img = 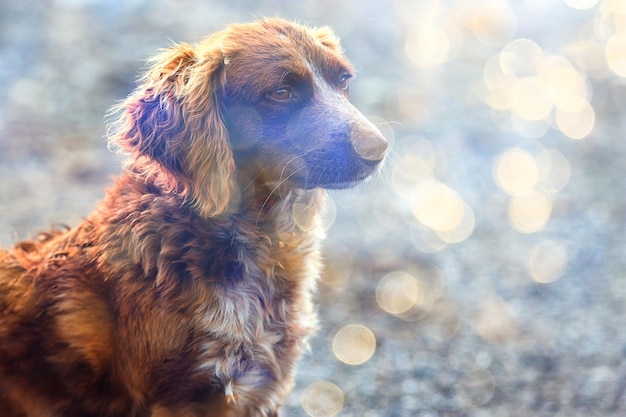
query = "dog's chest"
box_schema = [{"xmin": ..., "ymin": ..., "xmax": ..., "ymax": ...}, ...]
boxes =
[
  {"xmin": 186, "ymin": 218, "xmax": 321, "ymax": 407},
  {"xmin": 97, "ymin": 187, "xmax": 323, "ymax": 410}
]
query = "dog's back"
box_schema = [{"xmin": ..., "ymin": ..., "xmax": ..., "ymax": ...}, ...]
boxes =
[{"xmin": 0, "ymin": 228, "xmax": 130, "ymax": 416}]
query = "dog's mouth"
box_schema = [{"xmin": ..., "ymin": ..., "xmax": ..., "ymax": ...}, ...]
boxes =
[
  {"xmin": 322, "ymin": 179, "xmax": 366, "ymax": 190},
  {"xmin": 305, "ymin": 156, "xmax": 385, "ymax": 190}
]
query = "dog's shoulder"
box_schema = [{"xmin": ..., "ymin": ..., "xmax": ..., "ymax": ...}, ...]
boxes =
[{"xmin": 0, "ymin": 232, "xmax": 119, "ymax": 413}]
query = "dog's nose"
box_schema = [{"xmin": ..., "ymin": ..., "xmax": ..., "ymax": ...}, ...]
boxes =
[{"xmin": 351, "ymin": 124, "xmax": 388, "ymax": 162}]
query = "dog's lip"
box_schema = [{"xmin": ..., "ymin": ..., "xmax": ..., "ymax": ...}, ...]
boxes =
[
  {"xmin": 303, "ymin": 173, "xmax": 367, "ymax": 190},
  {"xmin": 317, "ymin": 162, "xmax": 382, "ymax": 189},
  {"xmin": 324, "ymin": 181, "xmax": 362, "ymax": 190}
]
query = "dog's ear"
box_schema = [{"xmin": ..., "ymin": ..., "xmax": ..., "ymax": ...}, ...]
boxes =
[{"xmin": 108, "ymin": 41, "xmax": 236, "ymax": 218}]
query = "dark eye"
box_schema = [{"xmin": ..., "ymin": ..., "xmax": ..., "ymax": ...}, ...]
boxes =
[
  {"xmin": 267, "ymin": 87, "xmax": 295, "ymax": 102},
  {"xmin": 339, "ymin": 74, "xmax": 352, "ymax": 91}
]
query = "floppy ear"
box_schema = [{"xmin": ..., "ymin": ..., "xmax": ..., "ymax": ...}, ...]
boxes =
[{"xmin": 108, "ymin": 41, "xmax": 236, "ymax": 218}]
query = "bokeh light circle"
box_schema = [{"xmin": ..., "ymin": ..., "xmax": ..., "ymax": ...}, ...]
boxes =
[
  {"xmin": 567, "ymin": 40, "xmax": 606, "ymax": 76},
  {"xmin": 606, "ymin": 33, "xmax": 626, "ymax": 77},
  {"xmin": 472, "ymin": 294, "xmax": 518, "ymax": 342},
  {"xmin": 332, "ymin": 324, "xmax": 377, "ymax": 366},
  {"xmin": 292, "ymin": 202, "xmax": 317, "ymax": 232},
  {"xmin": 376, "ymin": 271, "xmax": 422, "ymax": 316},
  {"xmin": 528, "ymin": 240, "xmax": 568, "ymax": 284},
  {"xmin": 556, "ymin": 97, "xmax": 595, "ymax": 139},
  {"xmin": 411, "ymin": 180, "xmax": 465, "ymax": 232},
  {"xmin": 468, "ymin": 1, "xmax": 517, "ymax": 47},
  {"xmin": 495, "ymin": 148, "xmax": 539, "ymax": 196},
  {"xmin": 405, "ymin": 25, "xmax": 450, "ymax": 68},
  {"xmin": 508, "ymin": 190, "xmax": 552, "ymax": 233},
  {"xmin": 541, "ymin": 63, "xmax": 588, "ymax": 112},
  {"xmin": 500, "ymin": 39, "xmax": 543, "ymax": 77},
  {"xmin": 301, "ymin": 381, "xmax": 344, "ymax": 417},
  {"xmin": 437, "ymin": 202, "xmax": 475, "ymax": 244}
]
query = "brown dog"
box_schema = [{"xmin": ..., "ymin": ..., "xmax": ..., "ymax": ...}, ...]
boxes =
[{"xmin": 0, "ymin": 18, "xmax": 387, "ymax": 416}]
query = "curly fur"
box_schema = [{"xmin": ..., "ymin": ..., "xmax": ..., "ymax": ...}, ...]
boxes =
[{"xmin": 0, "ymin": 18, "xmax": 387, "ymax": 417}]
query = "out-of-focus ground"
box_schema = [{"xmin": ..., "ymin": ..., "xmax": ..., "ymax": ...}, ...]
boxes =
[{"xmin": 2, "ymin": 1, "xmax": 626, "ymax": 416}]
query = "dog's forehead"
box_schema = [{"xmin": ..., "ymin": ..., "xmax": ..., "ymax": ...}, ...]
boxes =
[{"xmin": 221, "ymin": 20, "xmax": 353, "ymax": 80}]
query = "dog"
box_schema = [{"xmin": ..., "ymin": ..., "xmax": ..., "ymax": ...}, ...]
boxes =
[{"xmin": 0, "ymin": 18, "xmax": 387, "ymax": 417}]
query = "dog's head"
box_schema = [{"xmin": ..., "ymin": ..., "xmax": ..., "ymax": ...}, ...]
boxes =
[
  {"xmin": 109, "ymin": 18, "xmax": 387, "ymax": 217},
  {"xmin": 219, "ymin": 19, "xmax": 388, "ymax": 191}
]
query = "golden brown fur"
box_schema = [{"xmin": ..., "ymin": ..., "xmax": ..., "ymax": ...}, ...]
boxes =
[{"xmin": 0, "ymin": 18, "xmax": 387, "ymax": 416}]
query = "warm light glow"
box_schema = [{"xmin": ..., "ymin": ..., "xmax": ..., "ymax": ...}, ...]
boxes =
[
  {"xmin": 375, "ymin": 270, "xmax": 440, "ymax": 321},
  {"xmin": 528, "ymin": 240, "xmax": 568, "ymax": 283},
  {"xmin": 376, "ymin": 271, "xmax": 422, "ymax": 316},
  {"xmin": 405, "ymin": 24, "xmax": 450, "ymax": 68},
  {"xmin": 472, "ymin": 294, "xmax": 518, "ymax": 342},
  {"xmin": 500, "ymin": 39, "xmax": 543, "ymax": 77},
  {"xmin": 556, "ymin": 97, "xmax": 595, "ymax": 139},
  {"xmin": 511, "ymin": 76, "xmax": 552, "ymax": 121},
  {"xmin": 468, "ymin": 1, "xmax": 517, "ymax": 47},
  {"xmin": 564, "ymin": 0, "xmax": 599, "ymax": 9},
  {"xmin": 6, "ymin": 3, "xmax": 626, "ymax": 415},
  {"xmin": 437, "ymin": 202, "xmax": 475, "ymax": 243},
  {"xmin": 508, "ymin": 190, "xmax": 552, "ymax": 233},
  {"xmin": 411, "ymin": 180, "xmax": 465, "ymax": 232},
  {"xmin": 495, "ymin": 148, "xmax": 539, "ymax": 196},
  {"xmin": 484, "ymin": 37, "xmax": 597, "ymax": 139},
  {"xmin": 606, "ymin": 33, "xmax": 626, "ymax": 77},
  {"xmin": 566, "ymin": 40, "xmax": 606, "ymax": 76},
  {"xmin": 301, "ymin": 381, "xmax": 344, "ymax": 417},
  {"xmin": 292, "ymin": 202, "xmax": 317, "ymax": 232},
  {"xmin": 538, "ymin": 55, "xmax": 589, "ymax": 110},
  {"xmin": 332, "ymin": 324, "xmax": 377, "ymax": 365}
]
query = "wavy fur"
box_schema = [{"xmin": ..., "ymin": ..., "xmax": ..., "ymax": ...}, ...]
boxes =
[{"xmin": 0, "ymin": 18, "xmax": 386, "ymax": 417}]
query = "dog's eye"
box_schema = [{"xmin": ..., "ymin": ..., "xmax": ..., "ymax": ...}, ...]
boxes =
[
  {"xmin": 268, "ymin": 87, "xmax": 295, "ymax": 102},
  {"xmin": 339, "ymin": 74, "xmax": 352, "ymax": 92}
]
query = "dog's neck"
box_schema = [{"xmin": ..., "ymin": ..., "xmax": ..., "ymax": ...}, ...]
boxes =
[
  {"xmin": 122, "ymin": 165, "xmax": 325, "ymax": 236},
  {"xmin": 232, "ymin": 169, "xmax": 325, "ymax": 224}
]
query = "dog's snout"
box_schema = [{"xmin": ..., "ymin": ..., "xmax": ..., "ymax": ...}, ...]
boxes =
[{"xmin": 350, "ymin": 122, "xmax": 388, "ymax": 162}]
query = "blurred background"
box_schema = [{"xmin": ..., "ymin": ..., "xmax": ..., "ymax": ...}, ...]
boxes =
[{"xmin": 2, "ymin": 0, "xmax": 626, "ymax": 416}]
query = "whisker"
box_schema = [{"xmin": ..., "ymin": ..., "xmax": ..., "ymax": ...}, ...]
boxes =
[
  {"xmin": 241, "ymin": 172, "xmax": 263, "ymax": 193},
  {"xmin": 376, "ymin": 119, "xmax": 404, "ymax": 130},
  {"xmin": 255, "ymin": 164, "xmax": 309, "ymax": 225}
]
